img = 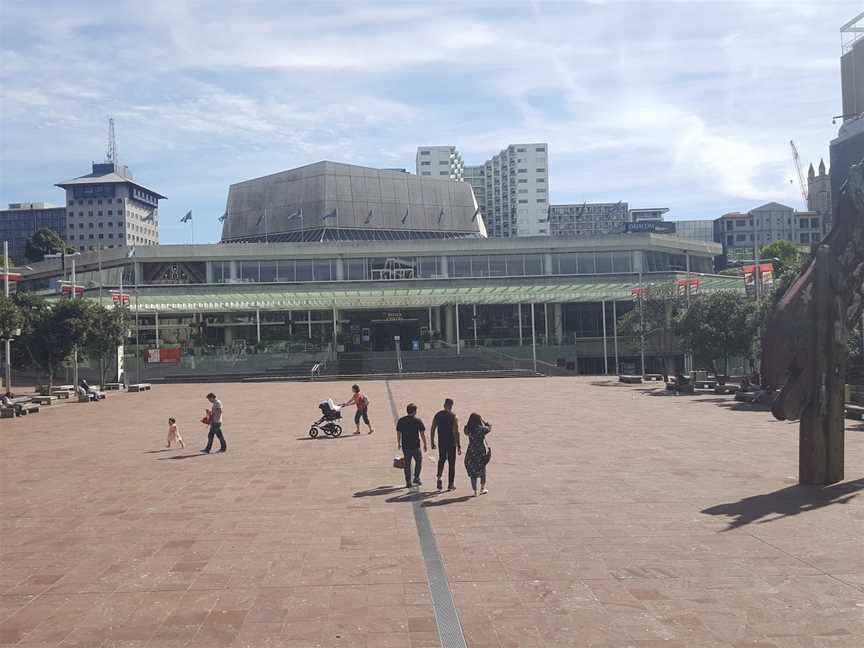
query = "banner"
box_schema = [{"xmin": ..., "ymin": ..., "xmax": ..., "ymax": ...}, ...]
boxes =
[
  {"xmin": 676, "ymin": 278, "xmax": 700, "ymax": 297},
  {"xmin": 625, "ymin": 221, "xmax": 677, "ymax": 234},
  {"xmin": 743, "ymin": 263, "xmax": 774, "ymax": 296}
]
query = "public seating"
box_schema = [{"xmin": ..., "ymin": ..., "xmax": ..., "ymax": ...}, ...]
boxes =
[
  {"xmin": 103, "ymin": 383, "xmax": 123, "ymax": 391},
  {"xmin": 845, "ymin": 384, "xmax": 864, "ymax": 420},
  {"xmin": 3, "ymin": 397, "xmax": 41, "ymax": 417},
  {"xmin": 31, "ymin": 395, "xmax": 58, "ymax": 405},
  {"xmin": 618, "ymin": 375, "xmax": 642, "ymax": 384},
  {"xmin": 643, "ymin": 374, "xmax": 664, "ymax": 381},
  {"xmin": 128, "ymin": 383, "xmax": 152, "ymax": 392}
]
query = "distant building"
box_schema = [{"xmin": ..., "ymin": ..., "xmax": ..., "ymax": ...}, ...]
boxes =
[
  {"xmin": 416, "ymin": 143, "xmax": 549, "ymax": 237},
  {"xmin": 0, "ymin": 202, "xmax": 67, "ymax": 263},
  {"xmin": 630, "ymin": 207, "xmax": 669, "ymax": 222},
  {"xmin": 840, "ymin": 12, "xmax": 864, "ymax": 122},
  {"xmin": 672, "ymin": 219, "xmax": 716, "ymax": 245},
  {"xmin": 56, "ymin": 162, "xmax": 165, "ymax": 253},
  {"xmin": 715, "ymin": 202, "xmax": 822, "ymax": 264},
  {"xmin": 548, "ymin": 202, "xmax": 629, "ymax": 238},
  {"xmin": 807, "ymin": 159, "xmax": 832, "ymax": 235}
]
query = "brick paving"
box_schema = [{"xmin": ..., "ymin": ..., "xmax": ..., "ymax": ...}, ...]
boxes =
[{"xmin": 1, "ymin": 377, "xmax": 862, "ymax": 647}]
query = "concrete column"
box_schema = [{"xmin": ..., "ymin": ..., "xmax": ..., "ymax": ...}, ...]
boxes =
[
  {"xmin": 224, "ymin": 326, "xmax": 233, "ymax": 347},
  {"xmin": 155, "ymin": 313, "xmax": 160, "ymax": 349},
  {"xmin": 439, "ymin": 255, "xmax": 449, "ymax": 278},
  {"xmin": 544, "ymin": 303, "xmax": 549, "ymax": 344},
  {"xmin": 133, "ymin": 261, "xmax": 142, "ymax": 286},
  {"xmin": 205, "ymin": 261, "xmax": 214, "ymax": 284},
  {"xmin": 433, "ymin": 306, "xmax": 442, "ymax": 335},
  {"xmin": 229, "ymin": 260, "xmax": 238, "ymax": 282},
  {"xmin": 444, "ymin": 306, "xmax": 455, "ymax": 344},
  {"xmin": 601, "ymin": 301, "xmax": 608, "ymax": 375},
  {"xmin": 472, "ymin": 304, "xmax": 478, "ymax": 347},
  {"xmin": 455, "ymin": 304, "xmax": 461, "ymax": 355},
  {"xmin": 335, "ymin": 258, "xmax": 344, "ymax": 281},
  {"xmin": 517, "ymin": 304, "xmax": 523, "ymax": 346},
  {"xmin": 613, "ymin": 300, "xmax": 619, "ymax": 374},
  {"xmin": 633, "ymin": 251, "xmax": 645, "ymax": 274},
  {"xmin": 307, "ymin": 309, "xmax": 312, "ymax": 339},
  {"xmin": 544, "ymin": 253, "xmax": 554, "ymax": 275},
  {"xmin": 553, "ymin": 303, "xmax": 564, "ymax": 345},
  {"xmin": 256, "ymin": 307, "xmax": 261, "ymax": 343}
]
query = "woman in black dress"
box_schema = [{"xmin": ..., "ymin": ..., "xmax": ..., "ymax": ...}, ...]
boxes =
[{"xmin": 464, "ymin": 413, "xmax": 492, "ymax": 496}]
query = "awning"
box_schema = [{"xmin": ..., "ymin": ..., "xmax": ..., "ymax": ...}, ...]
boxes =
[{"xmin": 75, "ymin": 274, "xmax": 744, "ymax": 313}]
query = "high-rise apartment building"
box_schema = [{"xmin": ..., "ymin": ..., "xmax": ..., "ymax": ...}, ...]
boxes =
[
  {"xmin": 416, "ymin": 143, "xmax": 549, "ymax": 237},
  {"xmin": 415, "ymin": 146, "xmax": 463, "ymax": 180},
  {"xmin": 56, "ymin": 162, "xmax": 165, "ymax": 253},
  {"xmin": 0, "ymin": 202, "xmax": 67, "ymax": 263}
]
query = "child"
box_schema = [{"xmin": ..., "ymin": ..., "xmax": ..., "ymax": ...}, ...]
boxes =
[{"xmin": 166, "ymin": 417, "xmax": 184, "ymax": 448}]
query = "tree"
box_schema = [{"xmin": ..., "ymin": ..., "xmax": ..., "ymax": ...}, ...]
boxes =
[
  {"xmin": 759, "ymin": 240, "xmax": 806, "ymax": 286},
  {"xmin": 0, "ymin": 295, "xmax": 23, "ymax": 340},
  {"xmin": 24, "ymin": 228, "xmax": 73, "ymax": 262},
  {"xmin": 24, "ymin": 299, "xmax": 92, "ymax": 388},
  {"xmin": 617, "ymin": 283, "xmax": 686, "ymax": 373},
  {"xmin": 675, "ymin": 291, "xmax": 758, "ymax": 373},
  {"xmin": 82, "ymin": 305, "xmax": 129, "ymax": 386}
]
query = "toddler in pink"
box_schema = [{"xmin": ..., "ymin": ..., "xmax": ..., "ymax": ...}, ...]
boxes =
[{"xmin": 166, "ymin": 417, "xmax": 184, "ymax": 448}]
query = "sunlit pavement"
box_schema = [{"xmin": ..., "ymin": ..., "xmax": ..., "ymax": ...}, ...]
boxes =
[{"xmin": 1, "ymin": 377, "xmax": 862, "ymax": 647}]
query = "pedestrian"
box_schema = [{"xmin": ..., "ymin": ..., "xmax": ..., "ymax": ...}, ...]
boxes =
[
  {"xmin": 166, "ymin": 417, "xmax": 184, "ymax": 449},
  {"xmin": 201, "ymin": 392, "xmax": 227, "ymax": 453},
  {"xmin": 430, "ymin": 398, "xmax": 461, "ymax": 491},
  {"xmin": 464, "ymin": 413, "xmax": 492, "ymax": 496},
  {"xmin": 396, "ymin": 403, "xmax": 427, "ymax": 488},
  {"xmin": 342, "ymin": 384, "xmax": 373, "ymax": 435}
]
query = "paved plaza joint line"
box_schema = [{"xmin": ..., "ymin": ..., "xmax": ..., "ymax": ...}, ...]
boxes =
[{"xmin": 0, "ymin": 377, "xmax": 862, "ymax": 648}]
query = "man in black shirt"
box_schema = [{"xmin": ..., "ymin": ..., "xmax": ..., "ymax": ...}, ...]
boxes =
[
  {"xmin": 430, "ymin": 398, "xmax": 461, "ymax": 491},
  {"xmin": 396, "ymin": 403, "xmax": 427, "ymax": 488}
]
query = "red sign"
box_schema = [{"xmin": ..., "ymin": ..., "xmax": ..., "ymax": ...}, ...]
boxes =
[
  {"xmin": 631, "ymin": 287, "xmax": 648, "ymax": 298},
  {"xmin": 145, "ymin": 348, "xmax": 181, "ymax": 364},
  {"xmin": 0, "ymin": 272, "xmax": 21, "ymax": 283},
  {"xmin": 743, "ymin": 263, "xmax": 774, "ymax": 295},
  {"xmin": 61, "ymin": 284, "xmax": 84, "ymax": 297},
  {"xmin": 676, "ymin": 278, "xmax": 700, "ymax": 296},
  {"xmin": 111, "ymin": 291, "xmax": 130, "ymax": 303}
]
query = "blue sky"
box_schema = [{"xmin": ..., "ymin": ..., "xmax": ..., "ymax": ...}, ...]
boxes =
[{"xmin": 0, "ymin": 0, "xmax": 858, "ymax": 244}]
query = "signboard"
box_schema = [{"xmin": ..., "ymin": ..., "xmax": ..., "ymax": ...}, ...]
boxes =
[
  {"xmin": 743, "ymin": 263, "xmax": 774, "ymax": 296},
  {"xmin": 625, "ymin": 221, "xmax": 677, "ymax": 234},
  {"xmin": 675, "ymin": 278, "xmax": 700, "ymax": 297},
  {"xmin": 60, "ymin": 284, "xmax": 84, "ymax": 297},
  {"xmin": 111, "ymin": 291, "xmax": 130, "ymax": 304}
]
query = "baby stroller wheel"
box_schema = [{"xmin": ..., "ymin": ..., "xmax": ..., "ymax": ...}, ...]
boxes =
[
  {"xmin": 308, "ymin": 426, "xmax": 319, "ymax": 439},
  {"xmin": 331, "ymin": 424, "xmax": 342, "ymax": 438}
]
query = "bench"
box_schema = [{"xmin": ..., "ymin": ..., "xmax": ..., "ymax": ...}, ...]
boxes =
[
  {"xmin": 103, "ymin": 383, "xmax": 123, "ymax": 391},
  {"xmin": 845, "ymin": 404, "xmax": 864, "ymax": 420},
  {"xmin": 8, "ymin": 402, "xmax": 40, "ymax": 416},
  {"xmin": 618, "ymin": 375, "xmax": 643, "ymax": 384},
  {"xmin": 714, "ymin": 383, "xmax": 741, "ymax": 394},
  {"xmin": 694, "ymin": 380, "xmax": 718, "ymax": 390},
  {"xmin": 31, "ymin": 395, "xmax": 58, "ymax": 405},
  {"xmin": 0, "ymin": 407, "xmax": 14, "ymax": 419},
  {"xmin": 50, "ymin": 388, "xmax": 74, "ymax": 399},
  {"xmin": 128, "ymin": 383, "xmax": 152, "ymax": 393},
  {"xmin": 643, "ymin": 374, "xmax": 664, "ymax": 381}
]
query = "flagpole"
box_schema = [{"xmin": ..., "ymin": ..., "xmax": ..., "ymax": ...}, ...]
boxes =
[
  {"xmin": 191, "ymin": 215, "xmax": 195, "ymax": 245},
  {"xmin": 97, "ymin": 244, "xmax": 102, "ymax": 305},
  {"xmin": 265, "ymin": 207, "xmax": 269, "ymax": 244}
]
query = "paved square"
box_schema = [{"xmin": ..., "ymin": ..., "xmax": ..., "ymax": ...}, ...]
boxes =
[{"xmin": 1, "ymin": 378, "xmax": 862, "ymax": 647}]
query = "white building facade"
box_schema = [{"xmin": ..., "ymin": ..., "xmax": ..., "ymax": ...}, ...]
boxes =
[
  {"xmin": 716, "ymin": 202, "xmax": 822, "ymax": 263},
  {"xmin": 415, "ymin": 146, "xmax": 463, "ymax": 181}
]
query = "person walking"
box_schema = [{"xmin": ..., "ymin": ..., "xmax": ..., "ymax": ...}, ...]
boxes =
[
  {"xmin": 396, "ymin": 403, "xmax": 427, "ymax": 488},
  {"xmin": 430, "ymin": 398, "xmax": 461, "ymax": 491},
  {"xmin": 342, "ymin": 384, "xmax": 373, "ymax": 435},
  {"xmin": 202, "ymin": 392, "xmax": 227, "ymax": 453},
  {"xmin": 464, "ymin": 413, "xmax": 492, "ymax": 496}
]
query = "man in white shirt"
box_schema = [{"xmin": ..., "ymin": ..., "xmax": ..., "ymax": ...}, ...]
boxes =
[{"xmin": 202, "ymin": 392, "xmax": 227, "ymax": 453}]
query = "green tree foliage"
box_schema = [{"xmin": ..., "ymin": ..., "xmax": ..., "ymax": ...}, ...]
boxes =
[
  {"xmin": 82, "ymin": 305, "xmax": 129, "ymax": 385},
  {"xmin": 759, "ymin": 239, "xmax": 807, "ymax": 287},
  {"xmin": 675, "ymin": 291, "xmax": 758, "ymax": 373},
  {"xmin": 617, "ymin": 283, "xmax": 686, "ymax": 373},
  {"xmin": 24, "ymin": 228, "xmax": 74, "ymax": 262},
  {"xmin": 0, "ymin": 295, "xmax": 23, "ymax": 339}
]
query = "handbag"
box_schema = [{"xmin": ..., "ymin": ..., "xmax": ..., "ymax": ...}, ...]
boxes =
[
  {"xmin": 483, "ymin": 446, "xmax": 492, "ymax": 465},
  {"xmin": 393, "ymin": 455, "xmax": 405, "ymax": 469},
  {"xmin": 201, "ymin": 410, "xmax": 212, "ymax": 425}
]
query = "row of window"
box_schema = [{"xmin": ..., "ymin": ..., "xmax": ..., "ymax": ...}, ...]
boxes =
[
  {"xmin": 727, "ymin": 217, "xmax": 820, "ymax": 229},
  {"xmin": 69, "ymin": 198, "xmax": 124, "ymax": 206}
]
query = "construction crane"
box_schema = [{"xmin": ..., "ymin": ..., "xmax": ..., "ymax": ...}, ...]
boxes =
[{"xmin": 789, "ymin": 139, "xmax": 808, "ymax": 204}]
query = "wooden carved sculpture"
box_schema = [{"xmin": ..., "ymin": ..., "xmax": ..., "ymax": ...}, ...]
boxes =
[{"xmin": 762, "ymin": 157, "xmax": 864, "ymax": 484}]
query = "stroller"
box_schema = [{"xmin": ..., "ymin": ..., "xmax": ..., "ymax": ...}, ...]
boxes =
[{"xmin": 309, "ymin": 398, "xmax": 343, "ymax": 438}]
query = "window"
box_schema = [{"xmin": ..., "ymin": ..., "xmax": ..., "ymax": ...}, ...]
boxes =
[
  {"xmin": 88, "ymin": 200, "xmax": 93, "ymax": 205},
  {"xmin": 727, "ymin": 236, "xmax": 734, "ymax": 246},
  {"xmin": 518, "ymin": 199, "xmax": 528, "ymax": 204},
  {"xmin": 108, "ymin": 210, "xmax": 113, "ymax": 216},
  {"xmin": 97, "ymin": 199, "xmax": 102, "ymax": 205},
  {"xmin": 439, "ymin": 171, "xmax": 448, "ymax": 176},
  {"xmin": 518, "ymin": 189, "xmax": 528, "ymax": 194},
  {"xmin": 535, "ymin": 147, "xmax": 545, "ymax": 152},
  {"xmin": 89, "ymin": 234, "xmax": 94, "ymax": 239},
  {"xmin": 516, "ymin": 147, "xmax": 526, "ymax": 152},
  {"xmin": 517, "ymin": 168, "xmax": 527, "ymax": 173},
  {"xmin": 536, "ymin": 168, "xmax": 546, "ymax": 172},
  {"xmin": 735, "ymin": 220, "xmax": 745, "ymax": 227},
  {"xmin": 420, "ymin": 150, "xmax": 430, "ymax": 155},
  {"xmin": 736, "ymin": 234, "xmax": 746, "ymax": 242},
  {"xmin": 518, "ymin": 179, "xmax": 527, "ymax": 183},
  {"xmin": 524, "ymin": 255, "xmax": 543, "ymax": 275},
  {"xmin": 89, "ymin": 222, "xmax": 94, "ymax": 228},
  {"xmin": 421, "ymin": 172, "xmax": 430, "ymax": 176},
  {"xmin": 439, "ymin": 160, "xmax": 449, "ymax": 165},
  {"xmin": 78, "ymin": 200, "xmax": 83, "ymax": 205},
  {"xmin": 117, "ymin": 198, "xmax": 122, "ymax": 204},
  {"xmin": 98, "ymin": 222, "xmax": 103, "ymax": 228},
  {"xmin": 88, "ymin": 211, "xmax": 93, "ymax": 217},
  {"xmin": 536, "ymin": 189, "xmax": 546, "ymax": 193},
  {"xmin": 800, "ymin": 233, "xmax": 810, "ymax": 244},
  {"xmin": 108, "ymin": 233, "xmax": 113, "ymax": 239},
  {"xmin": 98, "ymin": 233, "xmax": 104, "ymax": 239},
  {"xmin": 537, "ymin": 178, "xmax": 546, "ymax": 183},
  {"xmin": 420, "ymin": 161, "xmax": 430, "ymax": 166},
  {"xmin": 536, "ymin": 199, "xmax": 546, "ymax": 203}
]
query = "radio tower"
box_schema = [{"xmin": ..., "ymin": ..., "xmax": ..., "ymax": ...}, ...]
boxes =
[{"xmin": 106, "ymin": 117, "xmax": 118, "ymax": 165}]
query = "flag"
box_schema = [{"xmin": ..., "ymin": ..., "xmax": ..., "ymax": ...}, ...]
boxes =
[
  {"xmin": 288, "ymin": 208, "xmax": 303, "ymax": 220},
  {"xmin": 256, "ymin": 212, "xmax": 264, "ymax": 226},
  {"xmin": 127, "ymin": 246, "xmax": 136, "ymax": 258},
  {"xmin": 363, "ymin": 209, "xmax": 373, "ymax": 225},
  {"xmin": 438, "ymin": 208, "xmax": 444, "ymax": 223},
  {"xmin": 218, "ymin": 212, "xmax": 227, "ymax": 223},
  {"xmin": 322, "ymin": 208, "xmax": 337, "ymax": 221},
  {"xmin": 181, "ymin": 210, "xmax": 192, "ymax": 223},
  {"xmin": 471, "ymin": 207, "xmax": 480, "ymax": 222},
  {"xmin": 401, "ymin": 208, "xmax": 409, "ymax": 224}
]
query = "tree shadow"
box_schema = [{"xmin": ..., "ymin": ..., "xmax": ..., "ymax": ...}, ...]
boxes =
[
  {"xmin": 157, "ymin": 453, "xmax": 208, "ymax": 460},
  {"xmin": 701, "ymin": 478, "xmax": 864, "ymax": 531},
  {"xmin": 353, "ymin": 485, "xmax": 404, "ymax": 498},
  {"xmin": 422, "ymin": 495, "xmax": 474, "ymax": 507}
]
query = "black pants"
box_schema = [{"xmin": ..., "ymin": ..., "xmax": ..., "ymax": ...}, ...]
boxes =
[
  {"xmin": 205, "ymin": 422, "xmax": 226, "ymax": 451},
  {"xmin": 403, "ymin": 447, "xmax": 422, "ymax": 485},
  {"xmin": 437, "ymin": 445, "xmax": 457, "ymax": 487}
]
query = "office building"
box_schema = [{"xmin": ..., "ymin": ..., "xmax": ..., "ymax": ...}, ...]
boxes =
[
  {"xmin": 630, "ymin": 208, "xmax": 669, "ymax": 222},
  {"xmin": 0, "ymin": 202, "xmax": 67, "ymax": 263},
  {"xmin": 415, "ymin": 146, "xmax": 463, "ymax": 180},
  {"xmin": 55, "ymin": 161, "xmax": 165, "ymax": 253},
  {"xmin": 671, "ymin": 219, "xmax": 716, "ymax": 245},
  {"xmin": 840, "ymin": 12, "xmax": 864, "ymax": 122},
  {"xmin": 807, "ymin": 160, "xmax": 832, "ymax": 235},
  {"xmin": 548, "ymin": 202, "xmax": 629, "ymax": 238},
  {"xmin": 715, "ymin": 202, "xmax": 821, "ymax": 263},
  {"xmin": 416, "ymin": 143, "xmax": 549, "ymax": 238}
]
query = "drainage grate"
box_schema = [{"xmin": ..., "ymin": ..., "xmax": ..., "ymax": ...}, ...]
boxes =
[{"xmin": 385, "ymin": 381, "xmax": 468, "ymax": 648}]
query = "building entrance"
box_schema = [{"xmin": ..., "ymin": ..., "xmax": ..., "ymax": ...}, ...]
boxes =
[{"xmin": 371, "ymin": 318, "xmax": 421, "ymax": 351}]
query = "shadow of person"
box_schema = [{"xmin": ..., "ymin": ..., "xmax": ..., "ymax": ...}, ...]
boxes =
[
  {"xmin": 157, "ymin": 453, "xmax": 209, "ymax": 461},
  {"xmin": 702, "ymin": 478, "xmax": 864, "ymax": 531},
  {"xmin": 143, "ymin": 449, "xmax": 174, "ymax": 454},
  {"xmin": 353, "ymin": 485, "xmax": 404, "ymax": 498},
  {"xmin": 422, "ymin": 495, "xmax": 474, "ymax": 507},
  {"xmin": 385, "ymin": 490, "xmax": 438, "ymax": 504}
]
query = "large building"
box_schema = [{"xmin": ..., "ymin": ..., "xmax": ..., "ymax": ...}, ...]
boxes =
[
  {"xmin": 715, "ymin": 202, "xmax": 822, "ymax": 263},
  {"xmin": 0, "ymin": 202, "xmax": 67, "ymax": 263},
  {"xmin": 840, "ymin": 12, "xmax": 864, "ymax": 121},
  {"xmin": 416, "ymin": 143, "xmax": 549, "ymax": 238},
  {"xmin": 56, "ymin": 162, "xmax": 165, "ymax": 252},
  {"xmin": 220, "ymin": 161, "xmax": 484, "ymax": 243},
  {"xmin": 548, "ymin": 202, "xmax": 629, "ymax": 238}
]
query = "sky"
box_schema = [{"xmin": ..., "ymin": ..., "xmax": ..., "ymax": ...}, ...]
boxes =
[{"xmin": 0, "ymin": 0, "xmax": 859, "ymax": 244}]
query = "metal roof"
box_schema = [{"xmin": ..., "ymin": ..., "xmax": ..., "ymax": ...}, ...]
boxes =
[
  {"xmin": 81, "ymin": 274, "xmax": 744, "ymax": 313},
  {"xmin": 55, "ymin": 173, "xmax": 167, "ymax": 199}
]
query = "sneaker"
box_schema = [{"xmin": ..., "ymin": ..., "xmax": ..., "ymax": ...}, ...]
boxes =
[
  {"xmin": 448, "ymin": 485, "xmax": 456, "ymax": 491},
  {"xmin": 473, "ymin": 490, "xmax": 479, "ymax": 497},
  {"xmin": 405, "ymin": 483, "xmax": 412, "ymax": 489},
  {"xmin": 413, "ymin": 478, "xmax": 422, "ymax": 486},
  {"xmin": 200, "ymin": 449, "xmax": 210, "ymax": 454},
  {"xmin": 480, "ymin": 488, "xmax": 488, "ymax": 495},
  {"xmin": 217, "ymin": 448, "xmax": 227, "ymax": 453},
  {"xmin": 436, "ymin": 478, "xmax": 443, "ymax": 491}
]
